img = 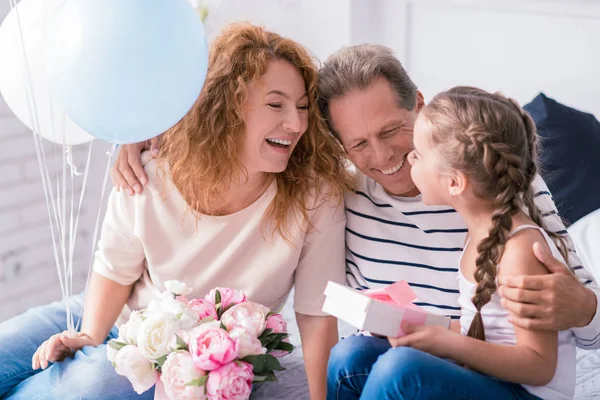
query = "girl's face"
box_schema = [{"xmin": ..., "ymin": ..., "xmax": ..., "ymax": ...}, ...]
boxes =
[
  {"xmin": 408, "ymin": 113, "xmax": 453, "ymax": 206},
  {"xmin": 239, "ymin": 59, "xmax": 309, "ymax": 176}
]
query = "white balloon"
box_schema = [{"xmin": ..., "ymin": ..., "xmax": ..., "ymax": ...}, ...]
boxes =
[{"xmin": 0, "ymin": 0, "xmax": 93, "ymax": 145}]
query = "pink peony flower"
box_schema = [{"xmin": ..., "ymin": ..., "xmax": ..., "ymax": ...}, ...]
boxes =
[
  {"xmin": 220, "ymin": 302, "xmax": 269, "ymax": 336},
  {"xmin": 204, "ymin": 288, "xmax": 247, "ymax": 310},
  {"xmin": 206, "ymin": 361, "xmax": 254, "ymax": 400},
  {"xmin": 265, "ymin": 313, "xmax": 287, "ymax": 333},
  {"xmin": 161, "ymin": 351, "xmax": 207, "ymax": 400},
  {"xmin": 114, "ymin": 345, "xmax": 158, "ymax": 394},
  {"xmin": 189, "ymin": 323, "xmax": 239, "ymax": 371},
  {"xmin": 228, "ymin": 328, "xmax": 266, "ymax": 358},
  {"xmin": 189, "ymin": 299, "xmax": 218, "ymax": 321}
]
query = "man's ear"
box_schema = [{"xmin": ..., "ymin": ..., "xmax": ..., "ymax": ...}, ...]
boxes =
[
  {"xmin": 448, "ymin": 169, "xmax": 468, "ymax": 198},
  {"xmin": 415, "ymin": 91, "xmax": 425, "ymax": 112}
]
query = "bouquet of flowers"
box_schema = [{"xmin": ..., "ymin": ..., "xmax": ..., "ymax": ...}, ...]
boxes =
[{"xmin": 107, "ymin": 280, "xmax": 294, "ymax": 400}]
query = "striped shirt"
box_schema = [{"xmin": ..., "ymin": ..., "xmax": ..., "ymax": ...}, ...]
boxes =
[{"xmin": 345, "ymin": 172, "xmax": 600, "ymax": 349}]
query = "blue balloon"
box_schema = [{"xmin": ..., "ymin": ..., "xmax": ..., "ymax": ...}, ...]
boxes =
[{"xmin": 46, "ymin": 0, "xmax": 208, "ymax": 144}]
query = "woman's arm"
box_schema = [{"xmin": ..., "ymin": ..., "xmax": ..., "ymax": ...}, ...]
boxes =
[
  {"xmin": 80, "ymin": 272, "xmax": 133, "ymax": 344},
  {"xmin": 34, "ymin": 188, "xmax": 146, "ymax": 368},
  {"xmin": 292, "ymin": 193, "xmax": 346, "ymax": 399},
  {"xmin": 296, "ymin": 313, "xmax": 338, "ymax": 400}
]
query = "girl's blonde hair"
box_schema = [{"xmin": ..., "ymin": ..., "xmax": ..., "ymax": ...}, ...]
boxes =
[
  {"xmin": 422, "ymin": 86, "xmax": 568, "ymax": 341},
  {"xmin": 158, "ymin": 23, "xmax": 353, "ymax": 240}
]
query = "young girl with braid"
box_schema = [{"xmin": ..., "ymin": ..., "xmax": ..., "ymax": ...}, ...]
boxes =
[{"xmin": 382, "ymin": 86, "xmax": 576, "ymax": 400}]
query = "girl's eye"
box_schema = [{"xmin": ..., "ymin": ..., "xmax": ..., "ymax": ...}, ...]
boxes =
[
  {"xmin": 268, "ymin": 103, "xmax": 282, "ymax": 109},
  {"xmin": 297, "ymin": 105, "xmax": 309, "ymax": 110}
]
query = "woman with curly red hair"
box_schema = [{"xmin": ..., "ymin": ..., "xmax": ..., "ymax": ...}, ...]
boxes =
[{"xmin": 0, "ymin": 23, "xmax": 353, "ymax": 399}]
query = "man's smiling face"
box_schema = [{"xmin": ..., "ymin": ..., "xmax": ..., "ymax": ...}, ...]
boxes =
[{"xmin": 329, "ymin": 77, "xmax": 424, "ymax": 197}]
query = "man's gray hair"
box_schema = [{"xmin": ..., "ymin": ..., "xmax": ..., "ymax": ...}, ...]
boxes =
[{"xmin": 318, "ymin": 44, "xmax": 418, "ymax": 137}]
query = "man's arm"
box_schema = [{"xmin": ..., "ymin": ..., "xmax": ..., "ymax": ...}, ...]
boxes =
[
  {"xmin": 498, "ymin": 174, "xmax": 600, "ymax": 348},
  {"xmin": 110, "ymin": 136, "xmax": 161, "ymax": 194},
  {"xmin": 499, "ymin": 242, "xmax": 600, "ymax": 348}
]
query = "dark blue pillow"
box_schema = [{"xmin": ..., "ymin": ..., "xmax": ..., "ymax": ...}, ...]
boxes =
[{"xmin": 524, "ymin": 93, "xmax": 600, "ymax": 226}]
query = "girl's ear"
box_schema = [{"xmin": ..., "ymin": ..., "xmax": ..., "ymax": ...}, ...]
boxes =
[{"xmin": 448, "ymin": 169, "xmax": 468, "ymax": 198}]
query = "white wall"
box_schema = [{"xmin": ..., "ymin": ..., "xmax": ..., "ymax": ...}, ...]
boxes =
[
  {"xmin": 369, "ymin": 0, "xmax": 600, "ymax": 115},
  {"xmin": 205, "ymin": 0, "xmax": 353, "ymax": 61}
]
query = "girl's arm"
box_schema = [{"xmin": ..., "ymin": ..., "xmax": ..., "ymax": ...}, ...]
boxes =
[
  {"xmin": 448, "ymin": 230, "xmax": 558, "ymax": 385},
  {"xmin": 296, "ymin": 313, "xmax": 338, "ymax": 400},
  {"xmin": 391, "ymin": 229, "xmax": 558, "ymax": 386}
]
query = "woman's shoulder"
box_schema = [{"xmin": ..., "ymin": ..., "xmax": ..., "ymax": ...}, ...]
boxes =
[
  {"xmin": 303, "ymin": 180, "xmax": 346, "ymax": 229},
  {"xmin": 141, "ymin": 152, "xmax": 174, "ymax": 195}
]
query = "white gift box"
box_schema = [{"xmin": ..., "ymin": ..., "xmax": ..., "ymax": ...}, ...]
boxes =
[{"xmin": 322, "ymin": 281, "xmax": 451, "ymax": 338}]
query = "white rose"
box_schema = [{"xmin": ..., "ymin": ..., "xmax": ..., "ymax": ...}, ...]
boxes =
[
  {"xmin": 137, "ymin": 312, "xmax": 180, "ymax": 361},
  {"xmin": 228, "ymin": 328, "xmax": 267, "ymax": 358},
  {"xmin": 106, "ymin": 342, "xmax": 120, "ymax": 363},
  {"xmin": 177, "ymin": 307, "xmax": 200, "ymax": 330},
  {"xmin": 157, "ymin": 295, "xmax": 200, "ymax": 330},
  {"xmin": 119, "ymin": 310, "xmax": 145, "ymax": 345},
  {"xmin": 164, "ymin": 280, "xmax": 192, "ymax": 297},
  {"xmin": 114, "ymin": 345, "xmax": 158, "ymax": 394}
]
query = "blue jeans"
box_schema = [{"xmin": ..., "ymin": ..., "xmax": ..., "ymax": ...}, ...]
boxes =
[
  {"xmin": 0, "ymin": 294, "xmax": 154, "ymax": 400},
  {"xmin": 327, "ymin": 334, "xmax": 541, "ymax": 400}
]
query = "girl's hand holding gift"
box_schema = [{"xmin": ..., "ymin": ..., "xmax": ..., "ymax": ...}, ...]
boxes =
[{"xmin": 387, "ymin": 322, "xmax": 461, "ymax": 359}]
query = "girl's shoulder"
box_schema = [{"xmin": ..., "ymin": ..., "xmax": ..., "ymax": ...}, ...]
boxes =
[{"xmin": 498, "ymin": 223, "xmax": 551, "ymax": 278}]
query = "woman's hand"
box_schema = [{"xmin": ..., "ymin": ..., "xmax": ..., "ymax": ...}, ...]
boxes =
[
  {"xmin": 387, "ymin": 322, "xmax": 460, "ymax": 359},
  {"xmin": 32, "ymin": 331, "xmax": 99, "ymax": 370}
]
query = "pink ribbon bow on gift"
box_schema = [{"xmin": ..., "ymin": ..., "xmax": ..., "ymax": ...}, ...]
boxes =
[{"xmin": 363, "ymin": 280, "xmax": 427, "ymax": 337}]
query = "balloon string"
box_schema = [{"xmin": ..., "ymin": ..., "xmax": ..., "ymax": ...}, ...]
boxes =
[
  {"xmin": 76, "ymin": 143, "xmax": 117, "ymax": 332},
  {"xmin": 12, "ymin": 0, "xmax": 69, "ymax": 320}
]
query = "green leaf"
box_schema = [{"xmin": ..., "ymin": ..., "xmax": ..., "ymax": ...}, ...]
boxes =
[
  {"xmin": 242, "ymin": 354, "xmax": 286, "ymax": 373},
  {"xmin": 265, "ymin": 337, "xmax": 283, "ymax": 353},
  {"xmin": 185, "ymin": 375, "xmax": 208, "ymax": 387},
  {"xmin": 252, "ymin": 371, "xmax": 277, "ymax": 383},
  {"xmin": 174, "ymin": 334, "xmax": 189, "ymax": 351},
  {"xmin": 220, "ymin": 322, "xmax": 228, "ymax": 331},
  {"xmin": 108, "ymin": 340, "xmax": 127, "ymax": 351},
  {"xmin": 215, "ymin": 290, "xmax": 222, "ymax": 308},
  {"xmin": 274, "ymin": 341, "xmax": 295, "ymax": 353},
  {"xmin": 259, "ymin": 329, "xmax": 273, "ymax": 339},
  {"xmin": 156, "ymin": 355, "xmax": 168, "ymax": 368},
  {"xmin": 198, "ymin": 316, "xmax": 215, "ymax": 325}
]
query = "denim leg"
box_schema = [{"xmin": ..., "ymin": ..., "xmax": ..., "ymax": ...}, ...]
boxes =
[
  {"xmin": 326, "ymin": 334, "xmax": 392, "ymax": 400},
  {"xmin": 0, "ymin": 294, "xmax": 85, "ymax": 397},
  {"xmin": 360, "ymin": 347, "xmax": 540, "ymax": 400},
  {"xmin": 5, "ymin": 344, "xmax": 154, "ymax": 400}
]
